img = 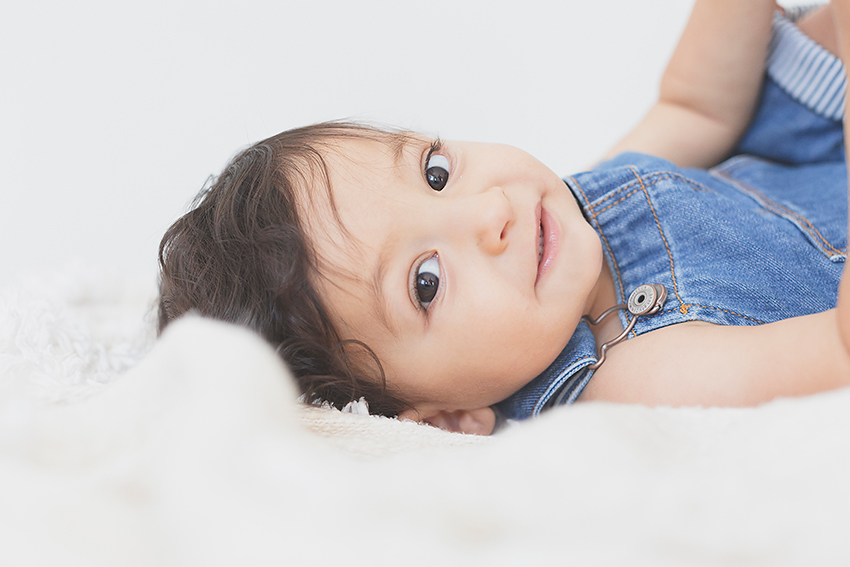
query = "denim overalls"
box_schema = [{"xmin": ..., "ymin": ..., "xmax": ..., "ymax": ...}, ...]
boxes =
[{"xmin": 497, "ymin": 10, "xmax": 849, "ymax": 421}]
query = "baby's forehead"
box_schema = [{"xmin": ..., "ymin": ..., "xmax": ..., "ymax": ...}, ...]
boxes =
[
  {"xmin": 312, "ymin": 133, "xmax": 434, "ymax": 219},
  {"xmin": 293, "ymin": 133, "xmax": 396, "ymax": 203}
]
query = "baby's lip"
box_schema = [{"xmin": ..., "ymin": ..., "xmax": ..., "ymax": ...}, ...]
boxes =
[{"xmin": 536, "ymin": 205, "xmax": 558, "ymax": 286}]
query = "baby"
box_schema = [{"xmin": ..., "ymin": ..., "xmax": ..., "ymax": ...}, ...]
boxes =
[{"xmin": 158, "ymin": 1, "xmax": 850, "ymax": 435}]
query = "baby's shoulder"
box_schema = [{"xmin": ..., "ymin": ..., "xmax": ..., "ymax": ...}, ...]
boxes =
[{"xmin": 580, "ymin": 311, "xmax": 850, "ymax": 407}]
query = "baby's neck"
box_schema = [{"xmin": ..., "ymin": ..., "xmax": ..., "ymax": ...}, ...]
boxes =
[{"xmin": 585, "ymin": 263, "xmax": 626, "ymax": 346}]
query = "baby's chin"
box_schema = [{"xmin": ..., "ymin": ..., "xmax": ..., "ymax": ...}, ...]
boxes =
[{"xmin": 490, "ymin": 344, "xmax": 574, "ymax": 403}]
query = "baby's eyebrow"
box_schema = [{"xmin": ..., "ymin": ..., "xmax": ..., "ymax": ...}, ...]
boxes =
[
  {"xmin": 370, "ymin": 242, "xmax": 402, "ymax": 339},
  {"xmin": 388, "ymin": 133, "xmax": 417, "ymax": 168}
]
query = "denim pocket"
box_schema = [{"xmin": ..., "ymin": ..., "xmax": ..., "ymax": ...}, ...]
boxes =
[{"xmin": 710, "ymin": 155, "xmax": 847, "ymax": 263}]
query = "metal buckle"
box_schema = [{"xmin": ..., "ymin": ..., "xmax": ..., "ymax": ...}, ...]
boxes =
[{"xmin": 583, "ymin": 284, "xmax": 667, "ymax": 370}]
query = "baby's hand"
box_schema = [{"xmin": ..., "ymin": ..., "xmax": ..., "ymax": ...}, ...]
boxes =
[{"xmin": 603, "ymin": 0, "xmax": 776, "ymax": 168}]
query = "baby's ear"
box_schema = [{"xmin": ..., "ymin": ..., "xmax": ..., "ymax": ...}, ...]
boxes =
[{"xmin": 398, "ymin": 407, "xmax": 496, "ymax": 436}]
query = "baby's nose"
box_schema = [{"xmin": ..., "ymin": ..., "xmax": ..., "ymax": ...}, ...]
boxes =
[{"xmin": 462, "ymin": 187, "xmax": 514, "ymax": 255}]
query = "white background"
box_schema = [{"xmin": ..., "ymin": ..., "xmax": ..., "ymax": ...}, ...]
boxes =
[{"xmin": 0, "ymin": 0, "xmax": 808, "ymax": 283}]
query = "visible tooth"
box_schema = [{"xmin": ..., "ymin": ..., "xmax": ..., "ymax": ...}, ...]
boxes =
[{"xmin": 538, "ymin": 230, "xmax": 544, "ymax": 263}]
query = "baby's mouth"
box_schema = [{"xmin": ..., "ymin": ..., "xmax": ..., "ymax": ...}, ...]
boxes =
[{"xmin": 536, "ymin": 206, "xmax": 558, "ymax": 286}]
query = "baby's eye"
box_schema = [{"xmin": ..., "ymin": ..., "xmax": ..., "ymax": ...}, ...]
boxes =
[
  {"xmin": 425, "ymin": 153, "xmax": 450, "ymax": 191},
  {"xmin": 415, "ymin": 255, "xmax": 440, "ymax": 309}
]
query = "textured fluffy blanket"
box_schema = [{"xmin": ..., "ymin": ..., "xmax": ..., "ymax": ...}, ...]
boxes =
[{"xmin": 1, "ymin": 269, "xmax": 848, "ymax": 565}]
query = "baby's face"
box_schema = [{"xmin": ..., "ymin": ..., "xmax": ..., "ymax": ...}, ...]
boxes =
[{"xmin": 304, "ymin": 136, "xmax": 604, "ymax": 414}]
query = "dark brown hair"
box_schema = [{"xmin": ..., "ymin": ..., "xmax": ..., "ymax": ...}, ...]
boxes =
[{"xmin": 157, "ymin": 121, "xmax": 411, "ymax": 416}]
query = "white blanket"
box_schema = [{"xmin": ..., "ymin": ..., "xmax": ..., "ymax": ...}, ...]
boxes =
[{"xmin": 1, "ymin": 269, "xmax": 848, "ymax": 565}]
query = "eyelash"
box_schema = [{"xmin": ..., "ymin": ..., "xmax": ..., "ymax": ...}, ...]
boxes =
[
  {"xmin": 423, "ymin": 139, "xmax": 451, "ymax": 192},
  {"xmin": 426, "ymin": 139, "xmax": 443, "ymax": 162}
]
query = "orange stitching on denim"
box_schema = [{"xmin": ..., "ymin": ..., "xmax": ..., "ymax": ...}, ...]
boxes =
[
  {"xmin": 737, "ymin": 176, "xmax": 842, "ymax": 256},
  {"xmin": 570, "ymin": 176, "xmax": 627, "ymax": 305},
  {"xmin": 592, "ymin": 178, "xmax": 643, "ymax": 208},
  {"xmin": 713, "ymin": 169, "xmax": 846, "ymax": 258},
  {"xmin": 687, "ymin": 304, "xmax": 764, "ymax": 325},
  {"xmin": 593, "ymin": 188, "xmax": 642, "ymax": 216},
  {"xmin": 714, "ymin": 158, "xmax": 844, "ymax": 256},
  {"xmin": 764, "ymin": 197, "xmax": 844, "ymax": 256},
  {"xmin": 630, "ymin": 166, "xmax": 685, "ymax": 310},
  {"xmin": 590, "ymin": 172, "xmax": 714, "ymax": 218},
  {"xmin": 590, "ymin": 171, "xmax": 711, "ymax": 210}
]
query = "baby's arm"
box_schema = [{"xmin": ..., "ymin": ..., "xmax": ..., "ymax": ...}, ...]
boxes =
[
  {"xmin": 604, "ymin": 0, "xmax": 776, "ymax": 168},
  {"xmin": 580, "ymin": 2, "xmax": 850, "ymax": 409},
  {"xmin": 832, "ymin": 0, "xmax": 850, "ymax": 360}
]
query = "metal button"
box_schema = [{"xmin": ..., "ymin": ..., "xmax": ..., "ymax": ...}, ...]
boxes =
[
  {"xmin": 584, "ymin": 283, "xmax": 669, "ymax": 371},
  {"xmin": 627, "ymin": 284, "xmax": 667, "ymax": 316}
]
